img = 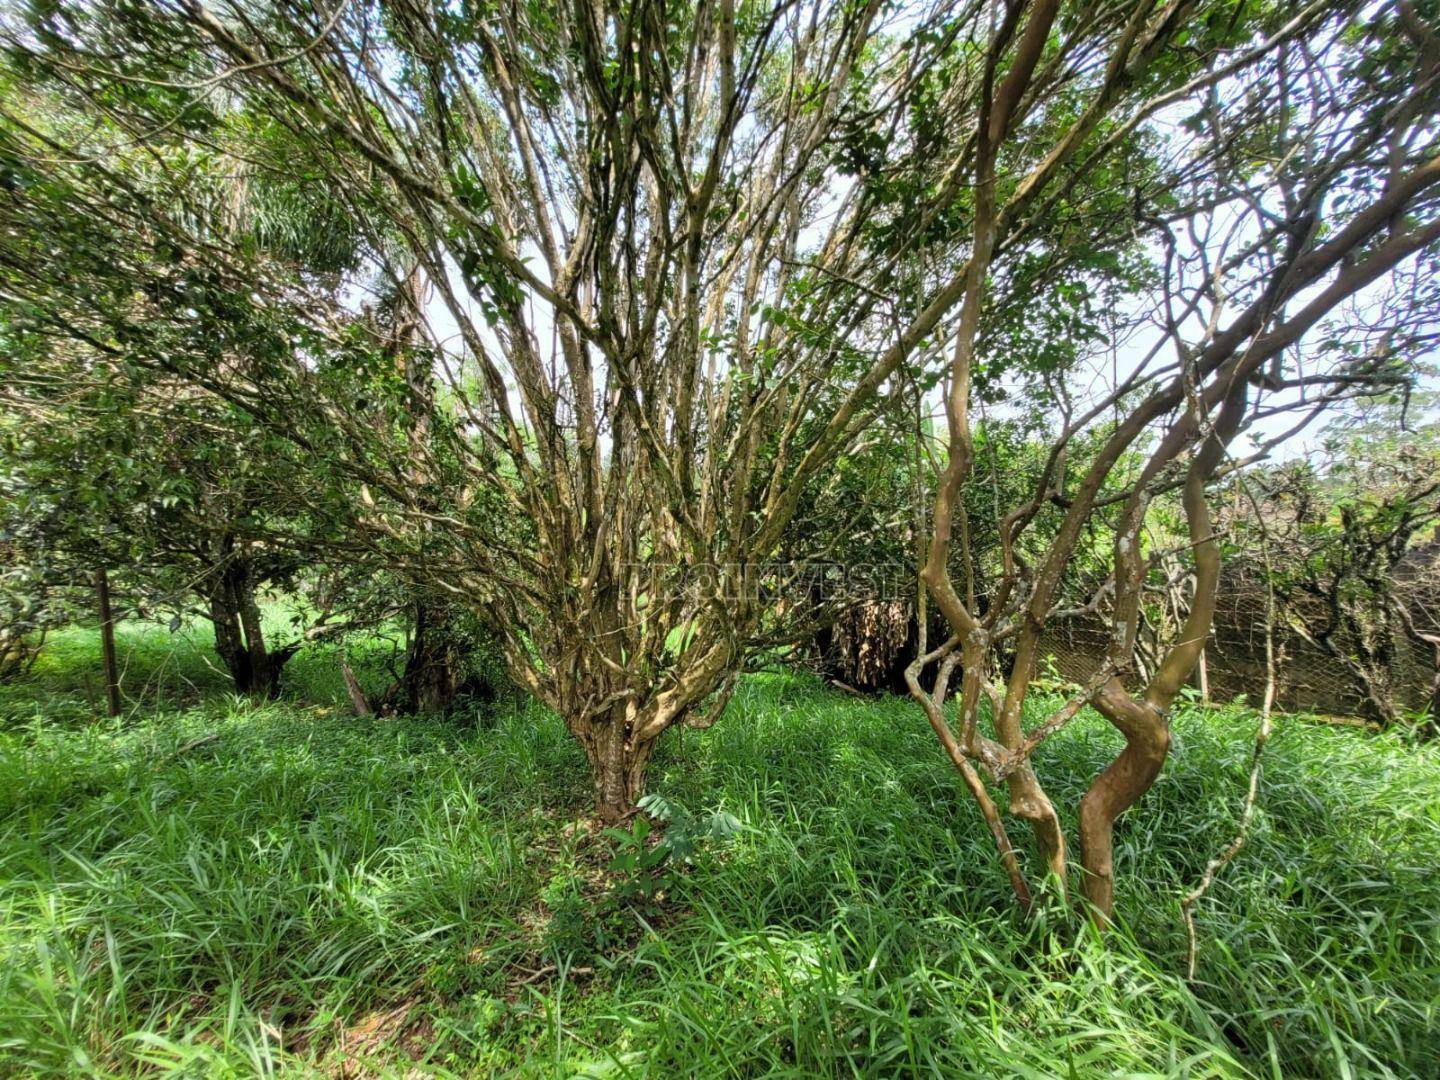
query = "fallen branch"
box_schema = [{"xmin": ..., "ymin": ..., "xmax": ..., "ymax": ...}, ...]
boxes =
[
  {"xmin": 340, "ymin": 655, "xmax": 374, "ymax": 716},
  {"xmin": 158, "ymin": 732, "xmax": 221, "ymax": 765}
]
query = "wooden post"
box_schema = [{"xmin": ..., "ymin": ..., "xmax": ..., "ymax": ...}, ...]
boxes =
[{"xmin": 96, "ymin": 568, "xmax": 121, "ymax": 717}]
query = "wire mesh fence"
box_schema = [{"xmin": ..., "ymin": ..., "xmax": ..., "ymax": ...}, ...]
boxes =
[{"xmin": 1039, "ymin": 558, "xmax": 1440, "ymax": 721}]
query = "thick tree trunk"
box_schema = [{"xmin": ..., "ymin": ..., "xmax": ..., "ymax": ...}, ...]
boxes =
[
  {"xmin": 396, "ymin": 603, "xmax": 464, "ymax": 713},
  {"xmin": 1076, "ymin": 385, "xmax": 1243, "ymax": 926},
  {"xmin": 235, "ymin": 576, "xmax": 286, "ymax": 699},
  {"xmin": 1079, "ymin": 683, "xmax": 1172, "ymax": 922},
  {"xmin": 208, "ymin": 590, "xmax": 253, "ymax": 692},
  {"xmin": 205, "ymin": 561, "xmax": 290, "ymax": 698},
  {"xmin": 579, "ymin": 710, "xmax": 655, "ymax": 824},
  {"xmin": 96, "ymin": 568, "xmax": 121, "ymax": 717}
]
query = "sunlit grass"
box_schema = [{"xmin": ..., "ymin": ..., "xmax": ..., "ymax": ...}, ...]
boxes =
[{"xmin": 1, "ymin": 622, "xmax": 1436, "ymax": 1075}]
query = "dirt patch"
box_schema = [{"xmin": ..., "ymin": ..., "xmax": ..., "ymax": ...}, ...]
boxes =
[{"xmin": 321, "ymin": 994, "xmax": 438, "ymax": 1079}]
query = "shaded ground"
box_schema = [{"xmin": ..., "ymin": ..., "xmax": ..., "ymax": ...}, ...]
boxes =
[{"xmin": 0, "ymin": 621, "xmax": 1437, "ymax": 1076}]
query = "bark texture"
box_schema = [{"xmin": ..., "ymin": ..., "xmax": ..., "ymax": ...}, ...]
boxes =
[
  {"xmin": 204, "ymin": 552, "xmax": 293, "ymax": 698},
  {"xmin": 578, "ymin": 708, "xmax": 655, "ymax": 824}
]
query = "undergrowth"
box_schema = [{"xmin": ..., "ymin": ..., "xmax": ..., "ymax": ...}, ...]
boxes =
[{"xmin": 0, "ymin": 621, "xmax": 1436, "ymax": 1076}]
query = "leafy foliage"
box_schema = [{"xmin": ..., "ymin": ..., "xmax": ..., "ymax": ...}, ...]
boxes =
[{"xmin": 605, "ymin": 794, "xmax": 745, "ymax": 908}]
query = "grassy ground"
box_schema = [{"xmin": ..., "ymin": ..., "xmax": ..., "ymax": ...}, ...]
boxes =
[{"xmin": 0, "ymin": 621, "xmax": 1437, "ymax": 1077}]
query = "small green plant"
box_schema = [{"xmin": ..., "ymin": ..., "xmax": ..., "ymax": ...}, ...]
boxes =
[
  {"xmin": 540, "ymin": 796, "xmax": 745, "ymax": 959},
  {"xmin": 604, "ymin": 794, "xmax": 743, "ymax": 909}
]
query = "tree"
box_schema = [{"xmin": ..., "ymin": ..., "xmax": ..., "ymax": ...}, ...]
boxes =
[
  {"xmin": 1232, "ymin": 436, "xmax": 1440, "ymax": 730},
  {"xmin": 0, "ymin": 310, "xmax": 331, "ymax": 696},
  {"xmin": 0, "ymin": 0, "xmax": 1219, "ymax": 820},
  {"xmin": 0, "ymin": 48, "xmax": 380, "ymax": 697},
  {"xmin": 5, "ymin": 0, "xmax": 1437, "ymax": 848},
  {"xmin": 800, "ymin": 411, "xmax": 1114, "ymax": 693},
  {"xmin": 902, "ymin": 0, "xmax": 1440, "ymax": 921}
]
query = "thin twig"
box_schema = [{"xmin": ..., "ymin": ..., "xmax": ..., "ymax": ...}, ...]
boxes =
[{"xmin": 1181, "ymin": 476, "xmax": 1281, "ymax": 981}]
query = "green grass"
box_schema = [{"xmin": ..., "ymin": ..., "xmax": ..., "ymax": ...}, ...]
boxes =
[{"xmin": 0, "ymin": 621, "xmax": 1437, "ymax": 1076}]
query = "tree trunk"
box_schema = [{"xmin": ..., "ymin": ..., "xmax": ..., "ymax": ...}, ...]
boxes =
[
  {"xmin": 1079, "ymin": 683, "xmax": 1172, "ymax": 923},
  {"xmin": 235, "ymin": 573, "xmax": 285, "ymax": 699},
  {"xmin": 96, "ymin": 567, "xmax": 121, "ymax": 717},
  {"xmin": 205, "ymin": 559, "xmax": 290, "ymax": 698},
  {"xmin": 208, "ymin": 589, "xmax": 253, "ymax": 692},
  {"xmin": 579, "ymin": 710, "xmax": 655, "ymax": 824},
  {"xmin": 396, "ymin": 602, "xmax": 464, "ymax": 713}
]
